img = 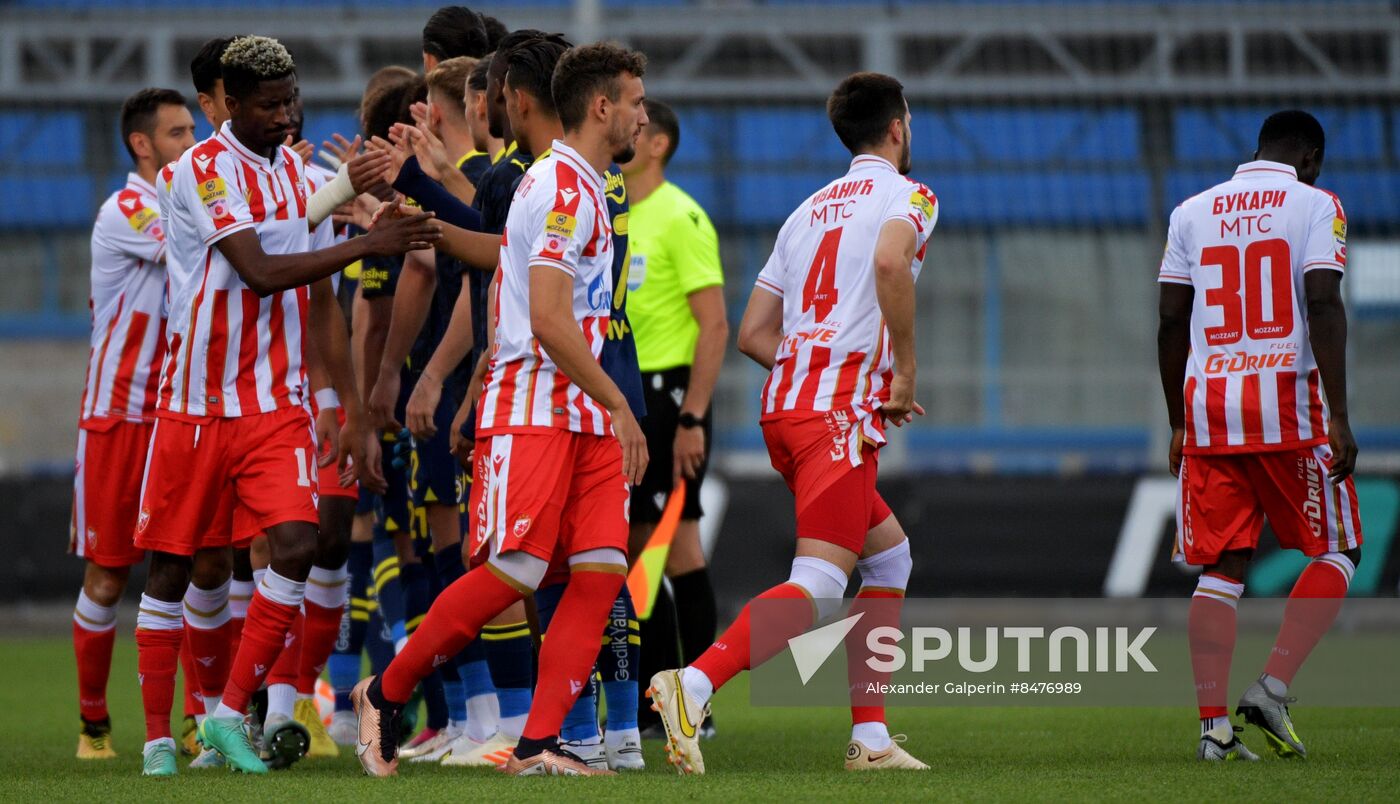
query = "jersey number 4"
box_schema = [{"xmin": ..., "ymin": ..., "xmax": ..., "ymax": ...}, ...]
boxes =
[
  {"xmin": 1201, "ymin": 238, "xmax": 1293, "ymax": 345},
  {"xmin": 802, "ymin": 228, "xmax": 842, "ymax": 323}
]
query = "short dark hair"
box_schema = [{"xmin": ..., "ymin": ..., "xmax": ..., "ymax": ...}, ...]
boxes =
[
  {"xmin": 552, "ymin": 42, "xmax": 647, "ymax": 132},
  {"xmin": 120, "ymin": 87, "xmax": 187, "ymax": 161},
  {"xmin": 826, "ymin": 72, "xmax": 906, "ymax": 154},
  {"xmin": 481, "ymin": 15, "xmax": 508, "ymax": 51},
  {"xmin": 220, "ymin": 35, "xmax": 296, "ymax": 100},
  {"xmin": 1258, "ymin": 109, "xmax": 1326, "ymax": 158},
  {"xmin": 422, "ymin": 6, "xmax": 489, "ymax": 60},
  {"xmin": 490, "ymin": 29, "xmax": 563, "ymax": 79},
  {"xmin": 363, "ymin": 74, "xmax": 427, "ymax": 141},
  {"xmin": 190, "ymin": 37, "xmax": 232, "ymax": 95},
  {"xmin": 467, "ymin": 56, "xmax": 491, "ymax": 92},
  {"xmin": 643, "ymin": 99, "xmax": 680, "ymax": 164},
  {"xmin": 506, "ymin": 38, "xmax": 569, "ymax": 118}
]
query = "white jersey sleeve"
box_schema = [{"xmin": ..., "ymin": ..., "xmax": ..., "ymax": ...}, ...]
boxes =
[
  {"xmin": 1158, "ymin": 206, "xmax": 1193, "ymax": 286},
  {"xmin": 180, "ymin": 148, "xmax": 256, "ymax": 246},
  {"xmin": 1301, "ymin": 190, "xmax": 1346, "ymax": 274}
]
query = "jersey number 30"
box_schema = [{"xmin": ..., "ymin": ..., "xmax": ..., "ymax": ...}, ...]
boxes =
[
  {"xmin": 802, "ymin": 227, "xmax": 842, "ymax": 323},
  {"xmin": 1201, "ymin": 237, "xmax": 1293, "ymax": 345}
]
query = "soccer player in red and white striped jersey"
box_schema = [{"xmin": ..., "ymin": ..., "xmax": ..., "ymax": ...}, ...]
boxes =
[
  {"xmin": 70, "ymin": 88, "xmax": 195, "ymax": 762},
  {"xmin": 649, "ymin": 73, "xmax": 934, "ymax": 775},
  {"xmin": 352, "ymin": 41, "xmax": 650, "ymax": 779},
  {"xmin": 1157, "ymin": 110, "xmax": 1361, "ymax": 761},
  {"xmin": 130, "ymin": 36, "xmax": 439, "ymax": 776}
]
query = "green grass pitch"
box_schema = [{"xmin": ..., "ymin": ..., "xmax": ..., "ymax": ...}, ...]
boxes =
[{"xmin": 3, "ymin": 636, "xmax": 1397, "ymax": 801}]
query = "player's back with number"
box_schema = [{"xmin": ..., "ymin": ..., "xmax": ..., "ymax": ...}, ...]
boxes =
[
  {"xmin": 757, "ymin": 157, "xmax": 936, "ymax": 427},
  {"xmin": 1160, "ymin": 161, "xmax": 1346, "ymax": 453}
]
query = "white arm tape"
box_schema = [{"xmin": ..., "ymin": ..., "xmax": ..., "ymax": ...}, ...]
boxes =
[
  {"xmin": 314, "ymin": 388, "xmax": 341, "ymax": 410},
  {"xmin": 307, "ymin": 164, "xmax": 356, "ymax": 227}
]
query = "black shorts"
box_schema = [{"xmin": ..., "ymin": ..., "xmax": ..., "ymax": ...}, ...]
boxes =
[{"xmin": 632, "ymin": 366, "xmax": 709, "ymax": 524}]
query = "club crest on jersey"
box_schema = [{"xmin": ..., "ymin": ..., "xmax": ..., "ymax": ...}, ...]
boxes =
[
  {"xmin": 512, "ymin": 515, "xmax": 532, "ymax": 538},
  {"xmin": 137, "ymin": 506, "xmax": 151, "ymax": 534}
]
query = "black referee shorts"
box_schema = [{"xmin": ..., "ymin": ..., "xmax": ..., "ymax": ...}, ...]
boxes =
[{"xmin": 632, "ymin": 366, "xmax": 710, "ymax": 524}]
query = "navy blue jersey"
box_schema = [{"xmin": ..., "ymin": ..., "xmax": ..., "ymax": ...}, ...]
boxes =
[
  {"xmin": 600, "ymin": 164, "xmax": 647, "ymax": 420},
  {"xmin": 460, "ymin": 151, "xmax": 493, "ymax": 190},
  {"xmin": 466, "ymin": 143, "xmax": 532, "ymax": 371}
]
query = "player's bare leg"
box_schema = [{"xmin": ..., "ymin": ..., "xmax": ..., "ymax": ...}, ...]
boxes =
[
  {"xmin": 1190, "ymin": 550, "xmax": 1258, "ymax": 761},
  {"xmin": 74, "ymin": 562, "xmax": 128, "ymax": 759},
  {"xmin": 843, "ymin": 514, "xmax": 928, "ymax": 771},
  {"xmin": 651, "ymin": 538, "xmax": 857, "ymax": 775}
]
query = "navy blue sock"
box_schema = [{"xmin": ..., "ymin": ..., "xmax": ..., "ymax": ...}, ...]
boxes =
[
  {"xmin": 331, "ymin": 540, "xmax": 374, "ymax": 711},
  {"xmin": 400, "ymin": 561, "xmax": 447, "ymax": 731},
  {"xmin": 484, "ymin": 596, "xmax": 535, "ymax": 735},
  {"xmin": 600, "ymin": 585, "xmax": 640, "ymax": 731},
  {"xmin": 365, "ymin": 604, "xmax": 394, "ymax": 676},
  {"xmin": 561, "ymin": 674, "xmax": 600, "ymax": 742},
  {"xmin": 371, "ymin": 535, "xmax": 406, "ymax": 647}
]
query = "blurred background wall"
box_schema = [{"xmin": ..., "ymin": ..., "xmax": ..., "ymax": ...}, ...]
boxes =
[{"xmin": 1, "ymin": 1, "xmax": 1398, "ymax": 602}]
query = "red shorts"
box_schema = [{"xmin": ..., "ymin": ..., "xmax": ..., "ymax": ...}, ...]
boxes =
[
  {"xmin": 71, "ymin": 420, "xmax": 155, "ymax": 567},
  {"xmin": 315, "ymin": 407, "xmax": 358, "ymax": 500},
  {"xmin": 1176, "ymin": 444, "xmax": 1363, "ymax": 566},
  {"xmin": 467, "ymin": 429, "xmax": 629, "ymax": 569},
  {"xmin": 135, "ymin": 406, "xmax": 320, "ymax": 556},
  {"xmin": 762, "ymin": 413, "xmax": 892, "ymax": 554}
]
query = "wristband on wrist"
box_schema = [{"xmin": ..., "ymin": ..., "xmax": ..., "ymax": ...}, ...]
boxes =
[{"xmin": 314, "ymin": 388, "xmax": 341, "ymax": 410}]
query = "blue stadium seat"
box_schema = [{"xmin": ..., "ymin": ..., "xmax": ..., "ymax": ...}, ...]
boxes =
[
  {"xmin": 941, "ymin": 107, "xmax": 1140, "ymax": 163},
  {"xmin": 1174, "ymin": 107, "xmax": 1385, "ymax": 163},
  {"xmin": 932, "ymin": 170, "xmax": 1151, "ymax": 226},
  {"xmin": 668, "ymin": 107, "xmax": 730, "ymax": 168},
  {"xmin": 735, "ymin": 109, "xmax": 851, "ymax": 166},
  {"xmin": 0, "ymin": 112, "xmax": 84, "ymax": 167},
  {"xmin": 0, "ymin": 176, "xmax": 95, "ymax": 227}
]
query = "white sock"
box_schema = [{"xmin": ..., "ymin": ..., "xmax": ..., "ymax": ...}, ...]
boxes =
[
  {"xmin": 74, "ymin": 590, "xmax": 118, "ymax": 632},
  {"xmin": 852, "ymin": 721, "xmax": 891, "ymax": 750},
  {"xmin": 1261, "ymin": 673, "xmax": 1288, "ymax": 697},
  {"xmin": 465, "ymin": 694, "xmax": 498, "ymax": 743},
  {"xmin": 267, "ymin": 683, "xmax": 296, "ymax": 720},
  {"xmin": 200, "ymin": 695, "xmax": 221, "ymax": 719},
  {"xmin": 498, "ymin": 713, "xmax": 527, "ymax": 742},
  {"xmin": 212, "ymin": 702, "xmax": 242, "ymax": 720},
  {"xmin": 604, "ymin": 727, "xmax": 640, "ymax": 748},
  {"xmin": 144, "ymin": 736, "xmax": 176, "ymax": 753},
  {"xmin": 1201, "ymin": 715, "xmax": 1231, "ymax": 736},
  {"xmin": 680, "ymin": 666, "xmax": 714, "ymax": 707}
]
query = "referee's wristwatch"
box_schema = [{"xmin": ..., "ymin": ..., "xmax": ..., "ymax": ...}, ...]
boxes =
[{"xmin": 677, "ymin": 412, "xmax": 702, "ymax": 430}]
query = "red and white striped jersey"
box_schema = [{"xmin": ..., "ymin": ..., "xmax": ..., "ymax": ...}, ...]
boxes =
[
  {"xmin": 755, "ymin": 155, "xmax": 937, "ymax": 452},
  {"xmin": 1159, "ymin": 160, "xmax": 1347, "ymax": 454},
  {"xmin": 79, "ymin": 173, "xmax": 169, "ymax": 426},
  {"xmin": 477, "ymin": 141, "xmax": 615, "ymax": 436},
  {"xmin": 157, "ymin": 122, "xmax": 313, "ymax": 420}
]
